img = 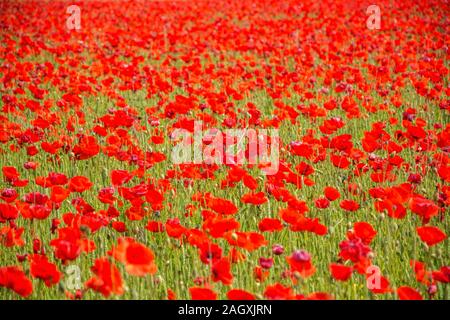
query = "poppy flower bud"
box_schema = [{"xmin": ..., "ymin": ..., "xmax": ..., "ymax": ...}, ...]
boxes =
[
  {"xmin": 407, "ymin": 173, "xmax": 422, "ymax": 184},
  {"xmin": 402, "ymin": 111, "xmax": 415, "ymax": 121},
  {"xmin": 130, "ymin": 154, "xmax": 139, "ymax": 163},
  {"xmin": 9, "ymin": 220, "xmax": 17, "ymax": 229},
  {"xmin": 75, "ymin": 290, "xmax": 83, "ymax": 300},
  {"xmin": 272, "ymin": 244, "xmax": 284, "ymax": 255},
  {"xmin": 291, "ymin": 249, "xmax": 311, "ymax": 262},
  {"xmin": 1, "ymin": 188, "xmax": 16, "ymax": 198},
  {"xmin": 16, "ymin": 253, "xmax": 28, "ymax": 263},
  {"xmin": 51, "ymin": 218, "xmax": 60, "ymax": 234},
  {"xmin": 24, "ymin": 161, "xmax": 37, "ymax": 170},
  {"xmin": 259, "ymin": 257, "xmax": 274, "ymax": 269},
  {"xmin": 428, "ymin": 284, "xmax": 437, "ymax": 295},
  {"xmin": 33, "ymin": 238, "xmax": 42, "ymax": 254}
]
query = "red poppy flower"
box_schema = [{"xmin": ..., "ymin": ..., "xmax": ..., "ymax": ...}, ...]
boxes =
[
  {"xmin": 286, "ymin": 250, "xmax": 316, "ymax": 278},
  {"xmin": 109, "ymin": 237, "xmax": 157, "ymax": 276},
  {"xmin": 2, "ymin": 166, "xmax": 28, "ymax": 187},
  {"xmin": 29, "ymin": 254, "xmax": 61, "ymax": 287},
  {"xmin": 409, "ymin": 196, "xmax": 439, "ymax": 223},
  {"xmin": 50, "ymin": 185, "xmax": 70, "ymax": 203},
  {"xmin": 72, "ymin": 135, "xmax": 100, "ymax": 160},
  {"xmin": 241, "ymin": 192, "xmax": 268, "ymax": 205},
  {"xmin": 416, "ymin": 226, "xmax": 446, "ymax": 246},
  {"xmin": 68, "ymin": 176, "xmax": 93, "ymax": 193},
  {"xmin": 167, "ymin": 288, "xmax": 176, "ymax": 300},
  {"xmin": 397, "ymin": 286, "xmax": 423, "ymax": 300},
  {"xmin": 340, "ymin": 199, "xmax": 360, "ymax": 212},
  {"xmin": 207, "ymin": 196, "xmax": 238, "ymax": 215},
  {"xmin": 330, "ymin": 263, "xmax": 353, "ymax": 281},
  {"xmin": 349, "ymin": 222, "xmax": 377, "ymax": 245},
  {"xmin": 0, "ymin": 266, "xmax": 33, "ymax": 297},
  {"xmin": 50, "ymin": 227, "xmax": 93, "ymax": 262},
  {"xmin": 111, "ymin": 221, "xmax": 127, "ymax": 233},
  {"xmin": 211, "ymin": 257, "xmax": 233, "ymax": 285},
  {"xmin": 368, "ymin": 274, "xmax": 392, "ymax": 294},
  {"xmin": 227, "ymin": 289, "xmax": 255, "ymax": 300},
  {"xmin": 86, "ymin": 257, "xmax": 124, "ymax": 297},
  {"xmin": 315, "ymin": 197, "xmax": 330, "ymax": 209},
  {"xmin": 203, "ymin": 216, "xmax": 239, "ymax": 238},
  {"xmin": 225, "ymin": 231, "xmax": 267, "ymax": 251},
  {"xmin": 145, "ymin": 220, "xmax": 165, "ymax": 233},
  {"xmin": 0, "ymin": 203, "xmax": 18, "ymax": 221},
  {"xmin": 258, "ymin": 218, "xmax": 283, "ymax": 232},
  {"xmin": 0, "ymin": 188, "xmax": 18, "ymax": 203},
  {"xmin": 111, "ymin": 170, "xmax": 134, "ymax": 186},
  {"xmin": 189, "ymin": 287, "xmax": 217, "ymax": 300},
  {"xmin": 264, "ymin": 283, "xmax": 295, "ymax": 300},
  {"xmin": 410, "ymin": 260, "xmax": 431, "ymax": 285},
  {"xmin": 432, "ymin": 266, "xmax": 450, "ymax": 283},
  {"xmin": 307, "ymin": 292, "xmax": 334, "ymax": 300},
  {"xmin": 0, "ymin": 226, "xmax": 24, "ymax": 247}
]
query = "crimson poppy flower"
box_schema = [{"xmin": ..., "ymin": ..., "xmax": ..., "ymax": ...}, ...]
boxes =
[
  {"xmin": 0, "ymin": 203, "xmax": 18, "ymax": 221},
  {"xmin": 189, "ymin": 287, "xmax": 217, "ymax": 300},
  {"xmin": 225, "ymin": 231, "xmax": 267, "ymax": 252},
  {"xmin": 111, "ymin": 170, "xmax": 134, "ymax": 186},
  {"xmin": 109, "ymin": 237, "xmax": 157, "ymax": 276},
  {"xmin": 0, "ymin": 266, "xmax": 33, "ymax": 297},
  {"xmin": 203, "ymin": 216, "xmax": 239, "ymax": 238},
  {"xmin": 397, "ymin": 286, "xmax": 423, "ymax": 300},
  {"xmin": 50, "ymin": 227, "xmax": 94, "ymax": 262},
  {"xmin": 29, "ymin": 254, "xmax": 61, "ymax": 287},
  {"xmin": 264, "ymin": 283, "xmax": 295, "ymax": 300},
  {"xmin": 324, "ymin": 186, "xmax": 340, "ymax": 201},
  {"xmin": 0, "ymin": 226, "xmax": 24, "ymax": 247},
  {"xmin": 227, "ymin": 289, "xmax": 255, "ymax": 300},
  {"xmin": 72, "ymin": 135, "xmax": 100, "ymax": 160},
  {"xmin": 50, "ymin": 185, "xmax": 70, "ymax": 203},
  {"xmin": 340, "ymin": 199, "xmax": 360, "ymax": 212},
  {"xmin": 86, "ymin": 258, "xmax": 124, "ymax": 297},
  {"xmin": 111, "ymin": 221, "xmax": 127, "ymax": 233},
  {"xmin": 207, "ymin": 196, "xmax": 238, "ymax": 215},
  {"xmin": 286, "ymin": 250, "xmax": 316, "ymax": 278},
  {"xmin": 330, "ymin": 263, "xmax": 353, "ymax": 281},
  {"xmin": 0, "ymin": 188, "xmax": 18, "ymax": 203},
  {"xmin": 410, "ymin": 196, "xmax": 439, "ymax": 223},
  {"xmin": 432, "ymin": 266, "xmax": 450, "ymax": 283},
  {"xmin": 211, "ymin": 257, "xmax": 233, "ymax": 285},
  {"xmin": 145, "ymin": 220, "xmax": 165, "ymax": 233},
  {"xmin": 253, "ymin": 266, "xmax": 270, "ymax": 282},
  {"xmin": 416, "ymin": 226, "xmax": 447, "ymax": 246},
  {"xmin": 258, "ymin": 218, "xmax": 283, "ymax": 232},
  {"xmin": 348, "ymin": 222, "xmax": 377, "ymax": 245},
  {"xmin": 307, "ymin": 292, "xmax": 334, "ymax": 300},
  {"xmin": 315, "ymin": 197, "xmax": 330, "ymax": 209},
  {"xmin": 2, "ymin": 166, "xmax": 28, "ymax": 187},
  {"xmin": 241, "ymin": 192, "xmax": 268, "ymax": 205},
  {"xmin": 167, "ymin": 288, "xmax": 176, "ymax": 300},
  {"xmin": 368, "ymin": 274, "xmax": 392, "ymax": 294},
  {"xmin": 68, "ymin": 176, "xmax": 93, "ymax": 193},
  {"xmin": 410, "ymin": 260, "xmax": 431, "ymax": 285}
]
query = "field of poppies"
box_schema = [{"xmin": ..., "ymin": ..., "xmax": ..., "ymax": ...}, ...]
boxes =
[{"xmin": 0, "ymin": 0, "xmax": 448, "ymax": 300}]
